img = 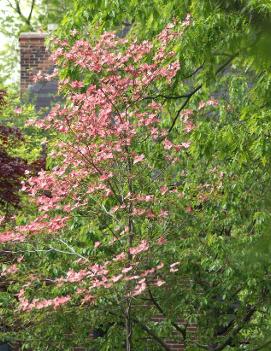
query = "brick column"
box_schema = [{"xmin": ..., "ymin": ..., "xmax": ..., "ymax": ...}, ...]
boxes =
[{"xmin": 19, "ymin": 32, "xmax": 49, "ymax": 93}]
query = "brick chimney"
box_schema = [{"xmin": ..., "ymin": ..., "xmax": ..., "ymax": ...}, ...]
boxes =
[
  {"xmin": 19, "ymin": 32, "xmax": 58, "ymax": 110},
  {"xmin": 19, "ymin": 33, "xmax": 49, "ymax": 92}
]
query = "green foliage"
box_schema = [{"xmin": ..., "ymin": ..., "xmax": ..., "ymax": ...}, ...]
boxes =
[
  {"xmin": 2, "ymin": 1, "xmax": 271, "ymax": 351},
  {"xmin": 0, "ymin": 91, "xmax": 44, "ymax": 162}
]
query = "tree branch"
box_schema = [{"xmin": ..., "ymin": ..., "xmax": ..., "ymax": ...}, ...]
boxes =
[
  {"xmin": 147, "ymin": 284, "xmax": 187, "ymax": 340},
  {"xmin": 183, "ymin": 64, "xmax": 204, "ymax": 80},
  {"xmin": 212, "ymin": 306, "xmax": 256, "ymax": 351},
  {"xmin": 168, "ymin": 54, "xmax": 237, "ymax": 134},
  {"xmin": 27, "ymin": 0, "xmax": 35, "ymax": 23},
  {"xmin": 8, "ymin": 0, "xmax": 35, "ymax": 30},
  {"xmin": 132, "ymin": 317, "xmax": 172, "ymax": 351},
  {"xmin": 168, "ymin": 84, "xmax": 202, "ymax": 133}
]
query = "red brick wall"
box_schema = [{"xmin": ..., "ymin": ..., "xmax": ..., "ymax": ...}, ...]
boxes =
[{"xmin": 19, "ymin": 32, "xmax": 50, "ymax": 92}]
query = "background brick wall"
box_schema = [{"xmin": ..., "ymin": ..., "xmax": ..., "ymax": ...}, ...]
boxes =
[{"xmin": 19, "ymin": 32, "xmax": 58, "ymax": 111}]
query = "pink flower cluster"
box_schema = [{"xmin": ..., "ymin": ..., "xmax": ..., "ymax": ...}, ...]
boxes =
[
  {"xmin": 19, "ymin": 290, "xmax": 71, "ymax": 311},
  {"xmin": 129, "ymin": 240, "xmax": 149, "ymax": 256}
]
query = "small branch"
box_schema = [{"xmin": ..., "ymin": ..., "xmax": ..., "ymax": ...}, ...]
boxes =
[
  {"xmin": 56, "ymin": 239, "xmax": 89, "ymax": 261},
  {"xmin": 142, "ymin": 92, "xmax": 193, "ymax": 101},
  {"xmin": 1, "ymin": 244, "xmax": 88, "ymax": 261},
  {"xmin": 141, "ymin": 64, "xmax": 204, "ymax": 102},
  {"xmin": 183, "ymin": 64, "xmax": 204, "ymax": 80},
  {"xmin": 27, "ymin": 0, "xmax": 35, "ymax": 23},
  {"xmin": 168, "ymin": 84, "xmax": 202, "ymax": 133}
]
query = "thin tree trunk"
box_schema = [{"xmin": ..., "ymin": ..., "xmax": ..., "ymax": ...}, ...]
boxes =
[
  {"xmin": 125, "ymin": 299, "xmax": 132, "ymax": 351},
  {"xmin": 125, "ymin": 144, "xmax": 134, "ymax": 351}
]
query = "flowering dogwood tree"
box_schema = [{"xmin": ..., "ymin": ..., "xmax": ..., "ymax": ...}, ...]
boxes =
[{"xmin": 0, "ymin": 16, "xmax": 203, "ymax": 350}]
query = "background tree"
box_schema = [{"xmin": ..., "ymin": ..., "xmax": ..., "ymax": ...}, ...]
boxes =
[{"xmin": 0, "ymin": 0, "xmax": 71, "ymax": 85}]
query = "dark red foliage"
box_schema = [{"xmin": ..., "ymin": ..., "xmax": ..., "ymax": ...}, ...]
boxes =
[
  {"xmin": 0, "ymin": 125, "xmax": 24, "ymax": 144},
  {"xmin": 0, "ymin": 126, "xmax": 28, "ymax": 209},
  {"xmin": 0, "ymin": 123, "xmax": 47, "ymax": 211}
]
